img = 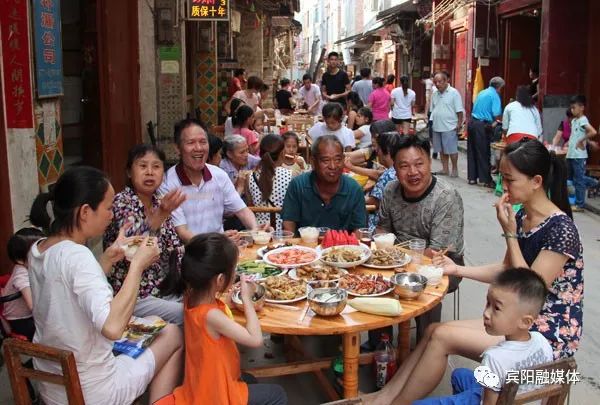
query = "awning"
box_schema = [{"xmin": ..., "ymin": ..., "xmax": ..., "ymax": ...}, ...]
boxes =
[
  {"xmin": 376, "ymin": 0, "xmax": 417, "ymax": 21},
  {"xmin": 334, "ymin": 20, "xmax": 386, "ymax": 45}
]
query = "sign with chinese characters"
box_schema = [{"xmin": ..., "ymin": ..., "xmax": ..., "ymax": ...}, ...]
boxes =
[
  {"xmin": 0, "ymin": 0, "xmax": 34, "ymax": 128},
  {"xmin": 188, "ymin": 0, "xmax": 230, "ymax": 21},
  {"xmin": 32, "ymin": 0, "xmax": 64, "ymax": 98}
]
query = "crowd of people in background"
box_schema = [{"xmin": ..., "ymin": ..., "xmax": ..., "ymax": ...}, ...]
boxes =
[{"xmin": 1, "ymin": 50, "xmax": 596, "ymax": 405}]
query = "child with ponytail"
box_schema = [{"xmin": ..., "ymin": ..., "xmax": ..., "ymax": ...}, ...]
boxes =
[{"xmin": 157, "ymin": 233, "xmax": 287, "ymax": 405}]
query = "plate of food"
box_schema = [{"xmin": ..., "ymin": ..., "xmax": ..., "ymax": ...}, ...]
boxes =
[
  {"xmin": 236, "ymin": 260, "xmax": 287, "ymax": 281},
  {"xmin": 363, "ymin": 247, "xmax": 412, "ymax": 269},
  {"xmin": 258, "ymin": 276, "xmax": 307, "ymax": 303},
  {"xmin": 256, "ymin": 242, "xmax": 294, "ymax": 259},
  {"xmin": 338, "ymin": 273, "xmax": 393, "ymax": 297},
  {"xmin": 263, "ymin": 246, "xmax": 320, "ymax": 268},
  {"xmin": 288, "ymin": 264, "xmax": 348, "ymax": 282},
  {"xmin": 319, "ymin": 245, "xmax": 371, "ymax": 268}
]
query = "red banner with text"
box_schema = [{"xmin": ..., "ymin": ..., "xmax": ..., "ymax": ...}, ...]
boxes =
[{"xmin": 0, "ymin": 0, "xmax": 34, "ymax": 128}]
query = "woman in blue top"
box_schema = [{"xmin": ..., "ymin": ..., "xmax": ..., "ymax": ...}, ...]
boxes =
[{"xmin": 366, "ymin": 138, "xmax": 583, "ymax": 404}]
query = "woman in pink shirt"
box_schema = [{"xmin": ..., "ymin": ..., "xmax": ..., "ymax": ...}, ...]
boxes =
[{"xmin": 368, "ymin": 77, "xmax": 391, "ymax": 121}]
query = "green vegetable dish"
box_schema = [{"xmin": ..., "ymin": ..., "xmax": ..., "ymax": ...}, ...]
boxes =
[{"xmin": 236, "ymin": 260, "xmax": 283, "ymax": 279}]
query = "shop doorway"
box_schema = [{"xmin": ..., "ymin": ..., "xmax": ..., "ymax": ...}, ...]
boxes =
[
  {"xmin": 61, "ymin": 0, "xmax": 102, "ymax": 168},
  {"xmin": 502, "ymin": 12, "xmax": 541, "ymax": 104},
  {"xmin": 60, "ymin": 0, "xmax": 141, "ymax": 191},
  {"xmin": 452, "ymin": 30, "xmax": 468, "ymax": 105}
]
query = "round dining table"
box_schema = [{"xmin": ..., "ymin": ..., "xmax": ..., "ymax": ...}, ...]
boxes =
[{"xmin": 231, "ymin": 240, "xmax": 449, "ymax": 400}]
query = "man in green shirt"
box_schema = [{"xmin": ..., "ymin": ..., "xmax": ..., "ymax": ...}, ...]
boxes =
[{"xmin": 282, "ymin": 135, "xmax": 367, "ymax": 232}]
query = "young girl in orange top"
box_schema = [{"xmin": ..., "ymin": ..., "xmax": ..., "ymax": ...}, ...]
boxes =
[{"xmin": 157, "ymin": 233, "xmax": 287, "ymax": 405}]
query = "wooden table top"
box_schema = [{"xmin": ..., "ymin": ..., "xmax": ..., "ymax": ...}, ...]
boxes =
[{"xmin": 231, "ymin": 241, "xmax": 449, "ymax": 336}]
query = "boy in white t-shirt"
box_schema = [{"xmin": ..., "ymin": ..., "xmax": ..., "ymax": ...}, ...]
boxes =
[{"xmin": 414, "ymin": 268, "xmax": 553, "ymax": 405}]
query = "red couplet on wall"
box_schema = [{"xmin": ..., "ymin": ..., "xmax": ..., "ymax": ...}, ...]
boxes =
[{"xmin": 0, "ymin": 0, "xmax": 34, "ymax": 129}]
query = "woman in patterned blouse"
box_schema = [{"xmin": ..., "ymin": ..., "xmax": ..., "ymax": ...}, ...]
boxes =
[
  {"xmin": 103, "ymin": 144, "xmax": 186, "ymax": 325},
  {"xmin": 366, "ymin": 138, "xmax": 584, "ymax": 404}
]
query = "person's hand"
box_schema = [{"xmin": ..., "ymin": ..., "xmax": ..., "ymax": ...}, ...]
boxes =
[
  {"xmin": 102, "ymin": 222, "xmax": 133, "ymax": 265},
  {"xmin": 235, "ymin": 170, "xmax": 251, "ymax": 194},
  {"xmin": 225, "ymin": 230, "xmax": 241, "ymax": 243},
  {"xmin": 495, "ymin": 193, "xmax": 517, "ymax": 234},
  {"xmin": 130, "ymin": 236, "xmax": 160, "ymax": 271},
  {"xmin": 256, "ymin": 223, "xmax": 274, "ymax": 232},
  {"xmin": 240, "ymin": 275, "xmax": 256, "ymax": 303},
  {"xmin": 344, "ymin": 156, "xmax": 354, "ymax": 170},
  {"xmin": 576, "ymin": 138, "xmax": 586, "ymax": 150},
  {"xmin": 432, "ymin": 253, "xmax": 459, "ymax": 276},
  {"xmin": 159, "ymin": 189, "xmax": 186, "ymax": 215}
]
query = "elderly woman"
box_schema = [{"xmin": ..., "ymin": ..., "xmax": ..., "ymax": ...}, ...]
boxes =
[
  {"xmin": 29, "ymin": 166, "xmax": 182, "ymax": 405},
  {"xmin": 103, "ymin": 144, "xmax": 186, "ymax": 325},
  {"xmin": 220, "ymin": 134, "xmax": 260, "ymax": 194},
  {"xmin": 248, "ymin": 134, "xmax": 293, "ymax": 231}
]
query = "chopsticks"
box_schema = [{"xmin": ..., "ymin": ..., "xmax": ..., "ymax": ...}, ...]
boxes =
[
  {"xmin": 394, "ymin": 241, "xmax": 410, "ymax": 248},
  {"xmin": 298, "ymin": 303, "xmax": 310, "ymax": 324},
  {"xmin": 265, "ymin": 302, "xmax": 303, "ymax": 311}
]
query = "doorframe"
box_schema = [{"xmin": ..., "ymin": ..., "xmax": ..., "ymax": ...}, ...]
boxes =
[
  {"xmin": 96, "ymin": 0, "xmax": 142, "ymax": 189},
  {"xmin": 0, "ymin": 44, "xmax": 15, "ymax": 273}
]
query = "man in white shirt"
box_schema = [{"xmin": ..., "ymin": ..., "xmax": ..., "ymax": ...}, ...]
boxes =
[
  {"xmin": 299, "ymin": 73, "xmax": 323, "ymax": 115},
  {"xmin": 430, "ymin": 71, "xmax": 464, "ymax": 177},
  {"xmin": 160, "ymin": 119, "xmax": 261, "ymax": 243},
  {"xmin": 352, "ymin": 67, "xmax": 373, "ymax": 105}
]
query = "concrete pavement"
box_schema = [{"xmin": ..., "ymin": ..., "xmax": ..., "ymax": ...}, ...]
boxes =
[{"xmin": 1, "ymin": 149, "xmax": 599, "ymax": 404}]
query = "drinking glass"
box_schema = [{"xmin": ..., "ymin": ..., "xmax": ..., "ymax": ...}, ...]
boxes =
[
  {"xmin": 409, "ymin": 238, "xmax": 426, "ymax": 264},
  {"xmin": 357, "ymin": 228, "xmax": 373, "ymax": 245}
]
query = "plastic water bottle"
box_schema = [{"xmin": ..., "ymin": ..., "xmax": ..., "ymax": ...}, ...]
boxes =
[{"xmin": 374, "ymin": 333, "xmax": 397, "ymax": 389}]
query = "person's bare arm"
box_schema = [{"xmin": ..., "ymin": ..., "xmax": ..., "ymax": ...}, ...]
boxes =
[
  {"xmin": 283, "ymin": 221, "xmax": 297, "ymax": 233},
  {"xmin": 20, "ymin": 287, "xmax": 33, "ymax": 311},
  {"xmin": 235, "ymin": 207, "xmax": 259, "ymax": 230},
  {"xmin": 456, "ymin": 111, "xmax": 464, "ymax": 131},
  {"xmin": 102, "ymin": 238, "xmax": 159, "ymax": 339},
  {"xmin": 354, "ymin": 128, "xmax": 365, "ymax": 140},
  {"xmin": 552, "ymin": 129, "xmax": 564, "ymax": 147},
  {"xmin": 175, "ymin": 225, "xmax": 195, "ymax": 244}
]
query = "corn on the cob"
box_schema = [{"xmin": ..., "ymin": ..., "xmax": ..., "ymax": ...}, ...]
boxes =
[{"xmin": 348, "ymin": 298, "xmax": 403, "ymax": 316}]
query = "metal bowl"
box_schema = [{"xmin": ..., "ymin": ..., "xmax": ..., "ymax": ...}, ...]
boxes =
[
  {"xmin": 231, "ymin": 284, "xmax": 266, "ymax": 312},
  {"xmin": 307, "ymin": 287, "xmax": 347, "ymax": 316},
  {"xmin": 391, "ymin": 273, "xmax": 427, "ymax": 300}
]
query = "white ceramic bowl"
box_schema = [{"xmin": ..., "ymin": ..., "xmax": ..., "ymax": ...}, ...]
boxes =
[{"xmin": 319, "ymin": 244, "xmax": 372, "ymax": 269}]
